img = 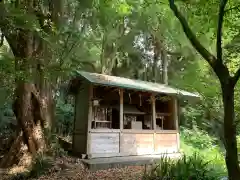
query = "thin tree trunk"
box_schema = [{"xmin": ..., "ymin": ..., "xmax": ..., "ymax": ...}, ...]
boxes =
[
  {"xmin": 222, "ymin": 84, "xmax": 240, "ymax": 180},
  {"xmin": 168, "ymin": 0, "xmax": 240, "ymax": 179},
  {"xmin": 152, "ymin": 34, "xmax": 160, "ymax": 83},
  {"xmin": 153, "ymin": 49, "xmax": 158, "ymax": 83},
  {"xmin": 161, "ymin": 50, "xmax": 168, "ymax": 84}
]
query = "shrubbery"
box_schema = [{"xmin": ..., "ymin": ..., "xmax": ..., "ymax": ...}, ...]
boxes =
[
  {"xmin": 181, "ymin": 126, "xmax": 216, "ymax": 149},
  {"xmin": 0, "ymin": 99, "xmax": 74, "ymax": 136},
  {"xmin": 143, "ymin": 154, "xmax": 222, "ymax": 180},
  {"xmin": 0, "ymin": 103, "xmax": 15, "ymax": 136},
  {"xmin": 144, "ymin": 126, "xmax": 227, "ymax": 180},
  {"xmin": 55, "ymin": 100, "xmax": 74, "ymax": 135}
]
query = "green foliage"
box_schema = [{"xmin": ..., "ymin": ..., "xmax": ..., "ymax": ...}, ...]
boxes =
[
  {"xmin": 236, "ymin": 136, "xmax": 240, "ymax": 153},
  {"xmin": 8, "ymin": 153, "xmax": 54, "ymax": 180},
  {"xmin": 181, "ymin": 127, "xmax": 216, "ymax": 150},
  {"xmin": 0, "ymin": 103, "xmax": 15, "ymax": 136},
  {"xmin": 28, "ymin": 153, "xmax": 53, "ymax": 178},
  {"xmin": 0, "ymin": 1, "xmax": 239, "ymax": 178},
  {"xmin": 143, "ymin": 154, "xmax": 222, "ymax": 180},
  {"xmin": 50, "ymin": 142, "xmax": 68, "ymax": 158},
  {"xmin": 55, "ymin": 99, "xmax": 74, "ymax": 135},
  {"xmin": 47, "ymin": 133, "xmax": 68, "ymax": 157},
  {"xmin": 143, "ymin": 127, "xmax": 227, "ymax": 180},
  {"xmin": 180, "ymin": 127, "xmax": 226, "ymax": 177}
]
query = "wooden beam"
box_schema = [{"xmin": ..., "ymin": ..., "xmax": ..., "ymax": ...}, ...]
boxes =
[
  {"xmin": 122, "ymin": 130, "xmax": 154, "ymax": 134},
  {"xmin": 155, "ymin": 130, "xmax": 178, "ymax": 134}
]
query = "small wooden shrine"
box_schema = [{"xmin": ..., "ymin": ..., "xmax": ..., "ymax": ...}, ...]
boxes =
[{"xmin": 68, "ymin": 71, "xmax": 199, "ymax": 159}]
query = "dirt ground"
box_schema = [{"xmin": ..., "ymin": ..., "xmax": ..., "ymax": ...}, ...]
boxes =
[{"xmin": 2, "ymin": 156, "xmax": 146, "ymax": 180}]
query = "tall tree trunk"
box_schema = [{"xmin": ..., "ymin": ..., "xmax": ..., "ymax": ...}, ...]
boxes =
[
  {"xmin": 222, "ymin": 83, "xmax": 240, "ymax": 180},
  {"xmin": 152, "ymin": 34, "xmax": 168, "ymax": 84},
  {"xmin": 161, "ymin": 50, "xmax": 168, "ymax": 84},
  {"xmin": 168, "ymin": 0, "xmax": 240, "ymax": 179},
  {"xmin": 0, "ymin": 0, "xmax": 60, "ymax": 169},
  {"xmin": 0, "ymin": 82, "xmax": 47, "ymax": 168},
  {"xmin": 152, "ymin": 46, "xmax": 158, "ymax": 83},
  {"xmin": 0, "ymin": 31, "xmax": 53, "ymax": 169},
  {"xmin": 152, "ymin": 34, "xmax": 160, "ymax": 83}
]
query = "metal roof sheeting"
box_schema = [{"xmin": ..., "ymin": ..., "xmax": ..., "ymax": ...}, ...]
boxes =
[{"xmin": 75, "ymin": 71, "xmax": 200, "ymax": 99}]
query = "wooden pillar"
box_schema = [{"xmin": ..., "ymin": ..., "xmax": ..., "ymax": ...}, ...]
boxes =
[
  {"xmin": 119, "ymin": 89, "xmax": 124, "ymax": 153},
  {"xmin": 151, "ymin": 95, "xmax": 156, "ymax": 130},
  {"xmin": 173, "ymin": 97, "xmax": 180, "ymax": 151},
  {"xmin": 120, "ymin": 89, "xmax": 124, "ymax": 130},
  {"xmin": 87, "ymin": 84, "xmax": 93, "ymax": 156},
  {"xmin": 151, "ymin": 94, "xmax": 156, "ymax": 153},
  {"xmin": 173, "ymin": 97, "xmax": 179, "ymax": 130}
]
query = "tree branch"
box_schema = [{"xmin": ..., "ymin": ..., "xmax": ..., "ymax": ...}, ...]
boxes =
[
  {"xmin": 225, "ymin": 4, "xmax": 240, "ymax": 13},
  {"xmin": 166, "ymin": 50, "xmax": 181, "ymax": 56},
  {"xmin": 216, "ymin": 0, "xmax": 228, "ymax": 62},
  {"xmin": 168, "ymin": 0, "xmax": 217, "ymax": 67},
  {"xmin": 0, "ymin": 32, "xmax": 4, "ymax": 47},
  {"xmin": 231, "ymin": 68, "xmax": 240, "ymax": 86}
]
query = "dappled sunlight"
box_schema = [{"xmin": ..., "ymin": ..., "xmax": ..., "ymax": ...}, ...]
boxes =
[
  {"xmin": 7, "ymin": 151, "xmax": 32, "ymax": 175},
  {"xmin": 33, "ymin": 122, "xmax": 45, "ymax": 151},
  {"xmin": 136, "ymin": 146, "xmax": 154, "ymax": 155},
  {"xmin": 7, "ymin": 165, "xmax": 28, "ymax": 175},
  {"xmin": 18, "ymin": 152, "xmax": 32, "ymax": 167}
]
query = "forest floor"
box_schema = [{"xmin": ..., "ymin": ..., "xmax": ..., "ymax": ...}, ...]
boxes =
[
  {"xmin": 2, "ymin": 156, "xmax": 146, "ymax": 180},
  {"xmin": 0, "ymin": 136, "xmax": 146, "ymax": 180}
]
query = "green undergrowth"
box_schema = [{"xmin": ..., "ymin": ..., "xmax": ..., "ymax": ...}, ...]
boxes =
[
  {"xmin": 143, "ymin": 127, "xmax": 227, "ymax": 179},
  {"xmin": 180, "ymin": 127, "xmax": 227, "ymax": 178},
  {"xmin": 143, "ymin": 154, "xmax": 224, "ymax": 180}
]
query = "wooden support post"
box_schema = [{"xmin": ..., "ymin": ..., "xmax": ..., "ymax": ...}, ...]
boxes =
[
  {"xmin": 87, "ymin": 84, "xmax": 93, "ymax": 156},
  {"xmin": 173, "ymin": 97, "xmax": 180, "ymax": 151},
  {"xmin": 151, "ymin": 95, "xmax": 156, "ymax": 153},
  {"xmin": 151, "ymin": 95, "xmax": 156, "ymax": 130},
  {"xmin": 173, "ymin": 98, "xmax": 179, "ymax": 130},
  {"xmin": 120, "ymin": 89, "xmax": 124, "ymax": 130},
  {"xmin": 119, "ymin": 89, "xmax": 124, "ymax": 153}
]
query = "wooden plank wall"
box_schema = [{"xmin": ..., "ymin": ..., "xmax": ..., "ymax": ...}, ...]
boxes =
[
  {"xmin": 72, "ymin": 82, "xmax": 90, "ymax": 155},
  {"xmin": 88, "ymin": 132, "xmax": 178, "ymax": 157},
  {"xmin": 120, "ymin": 133, "xmax": 154, "ymax": 155},
  {"xmin": 155, "ymin": 133, "xmax": 178, "ymax": 153},
  {"xmin": 90, "ymin": 132, "xmax": 120, "ymax": 154}
]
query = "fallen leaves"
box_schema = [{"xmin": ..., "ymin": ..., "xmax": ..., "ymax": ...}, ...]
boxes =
[{"xmin": 3, "ymin": 156, "xmax": 146, "ymax": 180}]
